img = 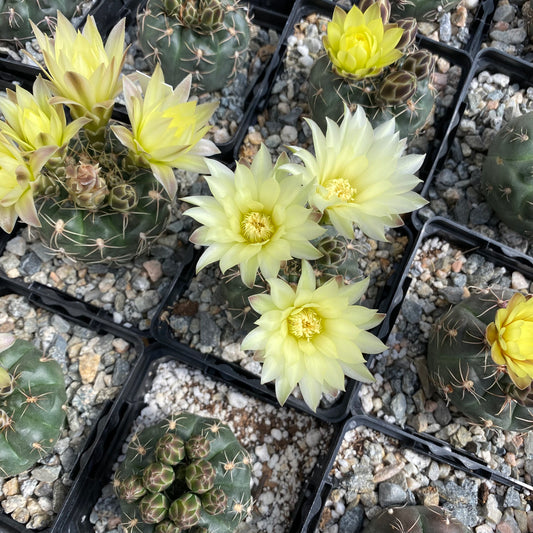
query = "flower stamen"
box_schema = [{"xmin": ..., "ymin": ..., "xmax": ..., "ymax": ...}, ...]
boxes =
[
  {"xmin": 326, "ymin": 178, "xmax": 357, "ymax": 202},
  {"xmin": 288, "ymin": 308, "xmax": 322, "ymax": 340},
  {"xmin": 241, "ymin": 211, "xmax": 274, "ymax": 243}
]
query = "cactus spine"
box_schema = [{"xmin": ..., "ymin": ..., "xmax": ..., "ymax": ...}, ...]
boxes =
[
  {"xmin": 0, "ymin": 0, "xmax": 79, "ymax": 42},
  {"xmin": 362, "ymin": 506, "xmax": 472, "ymax": 533},
  {"xmin": 115, "ymin": 413, "xmax": 252, "ymax": 533},
  {"xmin": 308, "ymin": 0, "xmax": 436, "ymax": 139},
  {"xmin": 137, "ymin": 0, "xmax": 251, "ymax": 93},
  {"xmin": 481, "ymin": 112, "xmax": 533, "ymax": 235},
  {"xmin": 427, "ymin": 289, "xmax": 533, "ymax": 430},
  {"xmin": 0, "ymin": 335, "xmax": 67, "ymax": 477}
]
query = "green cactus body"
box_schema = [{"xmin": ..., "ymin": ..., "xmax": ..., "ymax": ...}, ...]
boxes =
[
  {"xmin": 34, "ymin": 133, "xmax": 172, "ymax": 265},
  {"xmin": 0, "ymin": 339, "xmax": 66, "ymax": 477},
  {"xmin": 389, "ymin": 0, "xmax": 461, "ymax": 22},
  {"xmin": 362, "ymin": 506, "xmax": 472, "ymax": 533},
  {"xmin": 115, "ymin": 413, "xmax": 252, "ymax": 533},
  {"xmin": 0, "ymin": 0, "xmax": 79, "ymax": 41},
  {"xmin": 137, "ymin": 0, "xmax": 251, "ymax": 93},
  {"xmin": 308, "ymin": 53, "xmax": 435, "ymax": 139},
  {"xmin": 481, "ymin": 112, "xmax": 533, "ymax": 235},
  {"xmin": 427, "ymin": 290, "xmax": 533, "ymax": 431}
]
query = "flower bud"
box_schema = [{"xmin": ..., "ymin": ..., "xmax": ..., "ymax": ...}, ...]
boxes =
[
  {"xmin": 378, "ymin": 70, "xmax": 417, "ymax": 104},
  {"xmin": 359, "ymin": 0, "xmax": 391, "ymax": 22},
  {"xmin": 395, "ymin": 17, "xmax": 418, "ymax": 50},
  {"xmin": 65, "ymin": 162, "xmax": 108, "ymax": 209},
  {"xmin": 402, "ymin": 49, "xmax": 436, "ymax": 80}
]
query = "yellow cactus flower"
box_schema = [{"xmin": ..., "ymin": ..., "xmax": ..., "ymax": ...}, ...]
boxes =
[
  {"xmin": 0, "ymin": 135, "xmax": 56, "ymax": 232},
  {"xmin": 183, "ymin": 145, "xmax": 324, "ymax": 288},
  {"xmin": 31, "ymin": 12, "xmax": 126, "ymax": 132},
  {"xmin": 241, "ymin": 260, "xmax": 386, "ymax": 411},
  {"xmin": 0, "ymin": 76, "xmax": 88, "ymax": 153},
  {"xmin": 324, "ymin": 4, "xmax": 405, "ymax": 80},
  {"xmin": 486, "ymin": 292, "xmax": 533, "ymax": 389},
  {"xmin": 285, "ymin": 105, "xmax": 427, "ymax": 241},
  {"xmin": 112, "ymin": 65, "xmax": 219, "ymax": 199}
]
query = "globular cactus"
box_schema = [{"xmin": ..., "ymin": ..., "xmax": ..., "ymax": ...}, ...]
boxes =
[
  {"xmin": 0, "ymin": 334, "xmax": 67, "ymax": 477},
  {"xmin": 481, "ymin": 112, "xmax": 533, "ymax": 235},
  {"xmin": 389, "ymin": 0, "xmax": 461, "ymax": 23},
  {"xmin": 308, "ymin": 0, "xmax": 436, "ymax": 140},
  {"xmin": 35, "ymin": 132, "xmax": 172, "ymax": 265},
  {"xmin": 137, "ymin": 0, "xmax": 251, "ymax": 93},
  {"xmin": 115, "ymin": 413, "xmax": 252, "ymax": 533},
  {"xmin": 362, "ymin": 506, "xmax": 472, "ymax": 533},
  {"xmin": 427, "ymin": 289, "xmax": 533, "ymax": 431},
  {"xmin": 0, "ymin": 0, "xmax": 79, "ymax": 42}
]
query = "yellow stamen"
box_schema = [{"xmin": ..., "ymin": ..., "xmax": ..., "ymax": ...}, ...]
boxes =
[
  {"xmin": 326, "ymin": 178, "xmax": 357, "ymax": 202},
  {"xmin": 288, "ymin": 308, "xmax": 322, "ymax": 340},
  {"xmin": 241, "ymin": 211, "xmax": 274, "ymax": 243}
]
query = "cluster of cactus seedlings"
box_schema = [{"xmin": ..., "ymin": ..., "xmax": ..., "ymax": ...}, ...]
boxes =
[
  {"xmin": 137, "ymin": 0, "xmax": 252, "ymax": 92},
  {"xmin": 115, "ymin": 413, "xmax": 252, "ymax": 533},
  {"xmin": 481, "ymin": 111, "xmax": 533, "ymax": 236},
  {"xmin": 0, "ymin": 333, "xmax": 67, "ymax": 477},
  {"xmin": 427, "ymin": 288, "xmax": 533, "ymax": 430},
  {"xmin": 308, "ymin": 0, "xmax": 436, "ymax": 139},
  {"xmin": 0, "ymin": 0, "xmax": 79, "ymax": 42},
  {"xmin": 388, "ymin": 0, "xmax": 461, "ymax": 23},
  {"xmin": 362, "ymin": 505, "xmax": 472, "ymax": 533}
]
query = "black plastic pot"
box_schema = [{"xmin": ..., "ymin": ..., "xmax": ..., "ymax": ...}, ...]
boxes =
[
  {"xmin": 55, "ymin": 343, "xmax": 341, "ymax": 532},
  {"xmin": 0, "ymin": 275, "xmax": 144, "ymax": 532}
]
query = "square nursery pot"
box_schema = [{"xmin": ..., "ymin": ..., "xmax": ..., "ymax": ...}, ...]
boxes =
[
  {"xmin": 62, "ymin": 344, "xmax": 337, "ymax": 532},
  {"xmin": 355, "ymin": 216, "xmax": 533, "ymax": 491},
  {"xmin": 297, "ymin": 414, "xmax": 532, "ymax": 533},
  {"xmin": 113, "ymin": 0, "xmax": 296, "ymax": 161},
  {"xmin": 149, "ymin": 207, "xmax": 414, "ymax": 422},
  {"xmin": 415, "ymin": 47, "xmax": 533, "ymax": 257},
  {"xmin": 235, "ymin": 0, "xmax": 472, "ymax": 189},
  {"xmin": 0, "ymin": 273, "xmax": 144, "ymax": 532}
]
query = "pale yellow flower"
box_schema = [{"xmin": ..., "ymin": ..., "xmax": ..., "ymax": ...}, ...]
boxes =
[
  {"xmin": 112, "ymin": 65, "xmax": 219, "ymax": 199},
  {"xmin": 241, "ymin": 260, "xmax": 386, "ymax": 411},
  {"xmin": 0, "ymin": 135, "xmax": 55, "ymax": 232},
  {"xmin": 183, "ymin": 145, "xmax": 324, "ymax": 288},
  {"xmin": 486, "ymin": 292, "xmax": 533, "ymax": 389},
  {"xmin": 324, "ymin": 4, "xmax": 404, "ymax": 80},
  {"xmin": 0, "ymin": 76, "xmax": 88, "ymax": 153},
  {"xmin": 31, "ymin": 12, "xmax": 126, "ymax": 132},
  {"xmin": 284, "ymin": 105, "xmax": 426, "ymax": 241}
]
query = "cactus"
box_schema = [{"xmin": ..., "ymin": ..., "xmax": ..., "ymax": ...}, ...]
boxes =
[
  {"xmin": 137, "ymin": 0, "xmax": 251, "ymax": 93},
  {"xmin": 480, "ymin": 112, "xmax": 533, "ymax": 236},
  {"xmin": 115, "ymin": 413, "xmax": 252, "ymax": 533},
  {"xmin": 0, "ymin": 334, "xmax": 67, "ymax": 477},
  {"xmin": 362, "ymin": 506, "xmax": 472, "ymax": 533},
  {"xmin": 34, "ymin": 131, "xmax": 172, "ymax": 265},
  {"xmin": 308, "ymin": 0, "xmax": 436, "ymax": 139},
  {"xmin": 0, "ymin": 0, "xmax": 79, "ymax": 42},
  {"xmin": 427, "ymin": 289, "xmax": 533, "ymax": 431},
  {"xmin": 389, "ymin": 0, "xmax": 461, "ymax": 23}
]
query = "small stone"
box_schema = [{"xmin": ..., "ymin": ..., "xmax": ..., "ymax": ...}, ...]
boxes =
[
  {"xmin": 280, "ymin": 125, "xmax": 298, "ymax": 144},
  {"xmin": 6, "ymin": 236, "xmax": 27, "ymax": 256},
  {"xmin": 227, "ymin": 391, "xmax": 247, "ymax": 409},
  {"xmin": 78, "ymin": 352, "xmax": 101, "ymax": 384},
  {"xmin": 247, "ymin": 130, "xmax": 263, "ymax": 145},
  {"xmin": 511, "ymin": 271, "xmax": 529, "ymax": 290},
  {"xmin": 2, "ymin": 495, "xmax": 27, "ymax": 514},
  {"xmin": 503, "ymin": 487, "xmax": 522, "ymax": 509},
  {"xmin": 143, "ymin": 260, "xmax": 163, "ymax": 282},
  {"xmin": 418, "ymin": 486, "xmax": 439, "ymax": 506},
  {"xmin": 31, "ymin": 465, "xmax": 62, "ymax": 483},
  {"xmin": 338, "ymin": 505, "xmax": 364, "ymax": 533},
  {"xmin": 390, "ymin": 393, "xmax": 407, "ymax": 421},
  {"xmin": 378, "ymin": 482, "xmax": 407, "ymax": 506},
  {"xmin": 3, "ymin": 477, "xmax": 19, "ymax": 496}
]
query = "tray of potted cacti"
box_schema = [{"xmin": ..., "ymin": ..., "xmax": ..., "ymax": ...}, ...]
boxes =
[
  {"xmin": 354, "ymin": 216, "xmax": 533, "ymax": 490},
  {"xmin": 0, "ymin": 273, "xmax": 144, "ymax": 531},
  {"xmin": 55, "ymin": 343, "xmax": 340, "ymax": 532}
]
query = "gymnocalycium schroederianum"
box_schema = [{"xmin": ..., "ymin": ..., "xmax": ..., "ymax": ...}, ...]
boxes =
[
  {"xmin": 114, "ymin": 413, "xmax": 252, "ymax": 533},
  {"xmin": 427, "ymin": 288, "xmax": 533, "ymax": 431},
  {"xmin": 362, "ymin": 506, "xmax": 472, "ymax": 533},
  {"xmin": 308, "ymin": 0, "xmax": 436, "ymax": 140},
  {"xmin": 0, "ymin": 333, "xmax": 67, "ymax": 477},
  {"xmin": 137, "ymin": 0, "xmax": 251, "ymax": 93},
  {"xmin": 481, "ymin": 111, "xmax": 533, "ymax": 236}
]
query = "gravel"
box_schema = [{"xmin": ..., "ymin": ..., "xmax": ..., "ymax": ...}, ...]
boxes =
[
  {"xmin": 90, "ymin": 358, "xmax": 334, "ymax": 533},
  {"xmin": 0, "ymin": 291, "xmax": 138, "ymax": 529}
]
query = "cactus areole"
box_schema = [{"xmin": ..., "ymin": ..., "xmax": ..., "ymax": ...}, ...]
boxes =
[
  {"xmin": 115, "ymin": 413, "xmax": 252, "ymax": 533},
  {"xmin": 0, "ymin": 338, "xmax": 67, "ymax": 477},
  {"xmin": 481, "ymin": 112, "xmax": 533, "ymax": 235},
  {"xmin": 137, "ymin": 0, "xmax": 251, "ymax": 92},
  {"xmin": 362, "ymin": 505, "xmax": 472, "ymax": 533},
  {"xmin": 427, "ymin": 289, "xmax": 533, "ymax": 431}
]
